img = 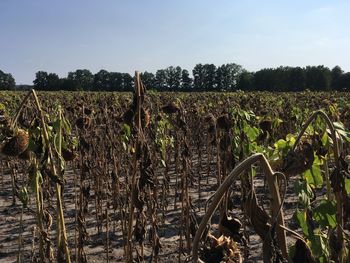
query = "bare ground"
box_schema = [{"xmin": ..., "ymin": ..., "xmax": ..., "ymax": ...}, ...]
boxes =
[{"xmin": 0, "ymin": 155, "xmax": 301, "ymax": 263}]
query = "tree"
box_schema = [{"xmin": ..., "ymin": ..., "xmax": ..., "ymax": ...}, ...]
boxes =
[
  {"xmin": 305, "ymin": 66, "xmax": 331, "ymax": 91},
  {"xmin": 109, "ymin": 72, "xmax": 124, "ymax": 91},
  {"xmin": 274, "ymin": 66, "xmax": 291, "ymax": 91},
  {"xmin": 202, "ymin": 64, "xmax": 217, "ymax": 91},
  {"xmin": 0, "ymin": 70, "xmax": 15, "ymax": 90},
  {"xmin": 33, "ymin": 71, "xmax": 61, "ymax": 90},
  {"xmin": 254, "ymin": 68, "xmax": 277, "ymax": 91},
  {"xmin": 155, "ymin": 69, "xmax": 168, "ymax": 90},
  {"xmin": 216, "ymin": 65, "xmax": 225, "ymax": 91},
  {"xmin": 94, "ymin": 70, "xmax": 110, "ymax": 91},
  {"xmin": 192, "ymin": 64, "xmax": 205, "ymax": 91},
  {"xmin": 67, "ymin": 69, "xmax": 94, "ymax": 91},
  {"xmin": 59, "ymin": 78, "xmax": 80, "ymax": 91},
  {"xmin": 336, "ymin": 72, "xmax": 350, "ymax": 91},
  {"xmin": 47, "ymin": 73, "xmax": 60, "ymax": 90},
  {"xmin": 331, "ymin": 66, "xmax": 343, "ymax": 90},
  {"xmin": 181, "ymin": 69, "xmax": 192, "ymax": 91},
  {"xmin": 166, "ymin": 66, "xmax": 182, "ymax": 91},
  {"xmin": 237, "ymin": 71, "xmax": 254, "ymax": 91},
  {"xmin": 33, "ymin": 71, "xmax": 49, "ymax": 90},
  {"xmin": 216, "ymin": 63, "xmax": 243, "ymax": 91},
  {"xmin": 121, "ymin": 73, "xmax": 133, "ymax": 91},
  {"xmin": 288, "ymin": 67, "xmax": 305, "ymax": 91},
  {"xmin": 141, "ymin": 71, "xmax": 156, "ymax": 90}
]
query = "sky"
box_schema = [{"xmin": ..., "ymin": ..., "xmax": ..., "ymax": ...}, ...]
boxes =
[{"xmin": 1, "ymin": 0, "xmax": 350, "ymax": 84}]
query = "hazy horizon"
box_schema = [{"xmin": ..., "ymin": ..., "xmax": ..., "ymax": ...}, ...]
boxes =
[{"xmin": 1, "ymin": 0, "xmax": 350, "ymax": 85}]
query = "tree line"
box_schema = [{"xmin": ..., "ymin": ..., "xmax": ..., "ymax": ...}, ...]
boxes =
[{"xmin": 1, "ymin": 63, "xmax": 350, "ymax": 91}]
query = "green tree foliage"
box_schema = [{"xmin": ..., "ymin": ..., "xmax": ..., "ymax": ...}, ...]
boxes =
[
  {"xmin": 252, "ymin": 66, "xmax": 331, "ymax": 92},
  {"xmin": 254, "ymin": 68, "xmax": 277, "ymax": 91},
  {"xmin": 122, "ymin": 73, "xmax": 133, "ymax": 91},
  {"xmin": 155, "ymin": 69, "xmax": 168, "ymax": 90},
  {"xmin": 1, "ymin": 72, "xmax": 15, "ymax": 90},
  {"xmin": 5, "ymin": 63, "xmax": 350, "ymax": 92},
  {"xmin": 33, "ymin": 71, "xmax": 60, "ymax": 90},
  {"xmin": 181, "ymin": 69, "xmax": 192, "ymax": 91},
  {"xmin": 141, "ymin": 71, "xmax": 156, "ymax": 90},
  {"xmin": 117, "ymin": 73, "xmax": 134, "ymax": 91},
  {"xmin": 59, "ymin": 78, "xmax": 80, "ymax": 91},
  {"xmin": 47, "ymin": 73, "xmax": 60, "ymax": 90},
  {"xmin": 237, "ymin": 71, "xmax": 254, "ymax": 91},
  {"xmin": 109, "ymin": 72, "xmax": 124, "ymax": 91},
  {"xmin": 331, "ymin": 66, "xmax": 343, "ymax": 90},
  {"xmin": 202, "ymin": 64, "xmax": 217, "ymax": 91},
  {"xmin": 193, "ymin": 64, "xmax": 205, "ymax": 91},
  {"xmin": 216, "ymin": 63, "xmax": 243, "ymax": 91},
  {"xmin": 94, "ymin": 70, "xmax": 111, "ymax": 91},
  {"xmin": 336, "ymin": 72, "xmax": 350, "ymax": 91},
  {"xmin": 68, "ymin": 69, "xmax": 94, "ymax": 91},
  {"xmin": 305, "ymin": 66, "xmax": 331, "ymax": 91},
  {"xmin": 0, "ymin": 70, "xmax": 15, "ymax": 90},
  {"xmin": 33, "ymin": 71, "xmax": 49, "ymax": 90},
  {"xmin": 166, "ymin": 66, "xmax": 182, "ymax": 91},
  {"xmin": 93, "ymin": 70, "xmax": 133, "ymax": 91},
  {"xmin": 288, "ymin": 67, "xmax": 306, "ymax": 91}
]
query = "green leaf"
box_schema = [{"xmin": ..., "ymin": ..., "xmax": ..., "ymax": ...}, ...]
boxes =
[
  {"xmin": 321, "ymin": 131, "xmax": 329, "ymax": 148},
  {"xmin": 309, "ymin": 233, "xmax": 329, "ymax": 259},
  {"xmin": 272, "ymin": 118, "xmax": 283, "ymax": 128},
  {"xmin": 51, "ymin": 119, "xmax": 60, "ymax": 131},
  {"xmin": 295, "ymin": 209, "xmax": 310, "ymax": 236},
  {"xmin": 244, "ymin": 111, "xmax": 251, "ymax": 121},
  {"xmin": 313, "ymin": 200, "xmax": 337, "ymax": 228},
  {"xmin": 274, "ymin": 139, "xmax": 287, "ymax": 150},
  {"xmin": 332, "ymin": 121, "xmax": 350, "ymax": 142},
  {"xmin": 303, "ymin": 163, "xmax": 323, "ymax": 188},
  {"xmin": 244, "ymin": 125, "xmax": 259, "ymax": 142},
  {"xmin": 329, "ymin": 105, "xmax": 337, "ymax": 117},
  {"xmin": 345, "ymin": 178, "xmax": 350, "ymax": 195},
  {"xmin": 286, "ymin": 134, "xmax": 296, "ymax": 147},
  {"xmin": 336, "ymin": 128, "xmax": 349, "ymax": 140},
  {"xmin": 18, "ymin": 187, "xmax": 29, "ymax": 207},
  {"xmin": 295, "ymin": 180, "xmax": 314, "ymax": 207},
  {"xmin": 333, "ymin": 121, "xmax": 345, "ymax": 131},
  {"xmin": 122, "ymin": 123, "xmax": 131, "ymax": 138},
  {"xmin": 251, "ymin": 167, "xmax": 256, "ymax": 178},
  {"xmin": 62, "ymin": 115, "xmax": 72, "ymax": 134},
  {"xmin": 71, "ymin": 137, "xmax": 79, "ymax": 148},
  {"xmin": 57, "ymin": 152, "xmax": 66, "ymax": 173}
]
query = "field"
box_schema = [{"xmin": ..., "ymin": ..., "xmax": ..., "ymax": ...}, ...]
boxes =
[{"xmin": 0, "ymin": 83, "xmax": 350, "ymax": 262}]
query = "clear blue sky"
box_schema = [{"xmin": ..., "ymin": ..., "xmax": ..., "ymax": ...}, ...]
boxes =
[{"xmin": 1, "ymin": 0, "xmax": 350, "ymax": 84}]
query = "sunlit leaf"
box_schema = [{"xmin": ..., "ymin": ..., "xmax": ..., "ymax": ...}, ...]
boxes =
[
  {"xmin": 274, "ymin": 139, "xmax": 286, "ymax": 150},
  {"xmin": 244, "ymin": 125, "xmax": 259, "ymax": 142},
  {"xmin": 321, "ymin": 131, "xmax": 329, "ymax": 148},
  {"xmin": 345, "ymin": 178, "xmax": 350, "ymax": 195},
  {"xmin": 160, "ymin": 159, "xmax": 166, "ymax": 168},
  {"xmin": 333, "ymin": 121, "xmax": 345, "ymax": 131},
  {"xmin": 304, "ymin": 163, "xmax": 323, "ymax": 188}
]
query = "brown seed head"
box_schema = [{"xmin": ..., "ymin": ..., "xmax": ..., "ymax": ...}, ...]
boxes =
[
  {"xmin": 1, "ymin": 129, "xmax": 29, "ymax": 157},
  {"xmin": 161, "ymin": 102, "xmax": 180, "ymax": 114}
]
